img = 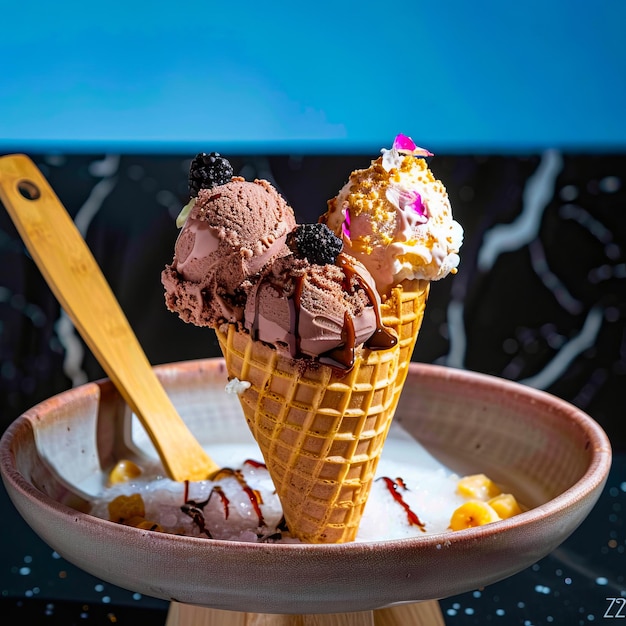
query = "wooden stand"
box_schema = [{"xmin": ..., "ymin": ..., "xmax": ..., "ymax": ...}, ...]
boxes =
[{"xmin": 166, "ymin": 600, "xmax": 445, "ymax": 625}]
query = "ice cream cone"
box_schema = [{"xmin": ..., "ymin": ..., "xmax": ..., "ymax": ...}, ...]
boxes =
[
  {"xmin": 379, "ymin": 279, "xmax": 430, "ymax": 406},
  {"xmin": 163, "ymin": 141, "xmax": 460, "ymax": 543},
  {"xmin": 215, "ymin": 278, "xmax": 429, "ymax": 543}
]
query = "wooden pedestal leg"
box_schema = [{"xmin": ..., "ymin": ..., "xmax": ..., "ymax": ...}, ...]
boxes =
[
  {"xmin": 374, "ymin": 602, "xmax": 445, "ymax": 625},
  {"xmin": 165, "ymin": 600, "xmax": 445, "ymax": 626}
]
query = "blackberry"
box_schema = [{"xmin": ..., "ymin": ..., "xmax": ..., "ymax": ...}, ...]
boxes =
[
  {"xmin": 188, "ymin": 152, "xmax": 234, "ymax": 196},
  {"xmin": 287, "ymin": 223, "xmax": 343, "ymax": 266}
]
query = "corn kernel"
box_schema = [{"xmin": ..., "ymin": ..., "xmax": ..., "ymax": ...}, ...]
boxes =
[
  {"xmin": 108, "ymin": 459, "xmax": 142, "ymax": 484},
  {"xmin": 125, "ymin": 516, "xmax": 164, "ymax": 532},
  {"xmin": 135, "ymin": 520, "xmax": 164, "ymax": 532},
  {"xmin": 108, "ymin": 493, "xmax": 145, "ymax": 523},
  {"xmin": 449, "ymin": 500, "xmax": 501, "ymax": 531},
  {"xmin": 456, "ymin": 474, "xmax": 501, "ymax": 501},
  {"xmin": 488, "ymin": 493, "xmax": 522, "ymax": 519}
]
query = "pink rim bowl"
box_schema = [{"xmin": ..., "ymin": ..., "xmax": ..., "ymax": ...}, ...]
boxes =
[{"xmin": 0, "ymin": 359, "xmax": 612, "ymax": 614}]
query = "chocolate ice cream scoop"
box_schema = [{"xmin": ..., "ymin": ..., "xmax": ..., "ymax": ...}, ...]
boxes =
[
  {"xmin": 244, "ymin": 225, "xmax": 396, "ymax": 368},
  {"xmin": 162, "ymin": 177, "xmax": 296, "ymax": 326},
  {"xmin": 162, "ymin": 158, "xmax": 395, "ymax": 370}
]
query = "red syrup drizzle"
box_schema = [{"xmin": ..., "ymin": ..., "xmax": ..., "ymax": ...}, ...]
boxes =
[
  {"xmin": 213, "ymin": 467, "xmax": 266, "ymax": 527},
  {"xmin": 180, "ymin": 462, "xmax": 267, "ymax": 538},
  {"xmin": 243, "ymin": 458, "xmax": 267, "ymax": 469},
  {"xmin": 378, "ymin": 476, "xmax": 426, "ymax": 531},
  {"xmin": 395, "ymin": 477, "xmax": 409, "ymax": 490}
]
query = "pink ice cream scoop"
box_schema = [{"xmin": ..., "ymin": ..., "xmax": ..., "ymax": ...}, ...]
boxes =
[{"xmin": 162, "ymin": 164, "xmax": 297, "ymax": 326}]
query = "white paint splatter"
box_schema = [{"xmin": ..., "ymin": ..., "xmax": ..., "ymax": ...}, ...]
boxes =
[
  {"xmin": 55, "ymin": 156, "xmax": 119, "ymax": 387},
  {"xmin": 88, "ymin": 154, "xmax": 120, "ymax": 179},
  {"xmin": 519, "ymin": 307, "xmax": 604, "ymax": 389},
  {"xmin": 478, "ymin": 150, "xmax": 562, "ymax": 272},
  {"xmin": 528, "ymin": 238, "xmax": 583, "ymax": 315},
  {"xmin": 74, "ymin": 175, "xmax": 118, "ymax": 236},
  {"xmin": 445, "ymin": 299, "xmax": 467, "ymax": 369},
  {"xmin": 55, "ymin": 315, "xmax": 88, "ymax": 387}
]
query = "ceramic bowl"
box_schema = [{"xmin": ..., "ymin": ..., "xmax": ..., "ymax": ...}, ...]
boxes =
[{"xmin": 0, "ymin": 359, "xmax": 611, "ymax": 614}]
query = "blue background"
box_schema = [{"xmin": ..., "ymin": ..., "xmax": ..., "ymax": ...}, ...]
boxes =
[
  {"xmin": 1, "ymin": 3, "xmax": 625, "ymax": 623},
  {"xmin": 1, "ymin": 0, "xmax": 624, "ymax": 153}
]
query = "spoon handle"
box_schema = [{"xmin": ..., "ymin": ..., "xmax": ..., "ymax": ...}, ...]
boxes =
[{"xmin": 0, "ymin": 154, "xmax": 219, "ymax": 481}]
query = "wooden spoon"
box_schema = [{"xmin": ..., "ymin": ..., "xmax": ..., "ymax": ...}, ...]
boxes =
[{"xmin": 0, "ymin": 154, "xmax": 219, "ymax": 482}]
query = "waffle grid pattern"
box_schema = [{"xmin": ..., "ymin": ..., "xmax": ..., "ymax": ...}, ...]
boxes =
[
  {"xmin": 383, "ymin": 279, "xmax": 430, "ymax": 402},
  {"xmin": 216, "ymin": 279, "xmax": 429, "ymax": 543}
]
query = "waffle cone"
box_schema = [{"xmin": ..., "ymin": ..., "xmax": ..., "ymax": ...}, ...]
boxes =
[{"xmin": 216, "ymin": 279, "xmax": 429, "ymax": 542}]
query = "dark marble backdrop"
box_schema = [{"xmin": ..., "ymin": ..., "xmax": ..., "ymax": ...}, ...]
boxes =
[{"xmin": 1, "ymin": 152, "xmax": 624, "ymax": 450}]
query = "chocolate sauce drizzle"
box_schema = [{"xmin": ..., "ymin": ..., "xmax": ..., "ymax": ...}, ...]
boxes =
[
  {"xmin": 319, "ymin": 311, "xmax": 356, "ymax": 369},
  {"xmin": 180, "ymin": 495, "xmax": 213, "ymax": 537},
  {"xmin": 249, "ymin": 252, "xmax": 397, "ymax": 371},
  {"xmin": 377, "ymin": 476, "xmax": 426, "ymax": 531},
  {"xmin": 213, "ymin": 466, "xmax": 266, "ymax": 526},
  {"xmin": 181, "ymin": 459, "xmax": 273, "ymax": 540},
  {"xmin": 288, "ymin": 272, "xmax": 305, "ymax": 359},
  {"xmin": 336, "ymin": 253, "xmax": 397, "ymax": 349}
]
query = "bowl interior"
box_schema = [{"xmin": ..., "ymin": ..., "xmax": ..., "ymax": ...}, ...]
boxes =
[
  {"xmin": 396, "ymin": 370, "xmax": 601, "ymax": 509},
  {"xmin": 0, "ymin": 360, "xmax": 612, "ymax": 613}
]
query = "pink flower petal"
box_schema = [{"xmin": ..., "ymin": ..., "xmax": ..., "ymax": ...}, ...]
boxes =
[
  {"xmin": 393, "ymin": 133, "xmax": 417, "ymax": 152},
  {"xmin": 342, "ymin": 208, "xmax": 351, "ymax": 238},
  {"xmin": 392, "ymin": 134, "xmax": 434, "ymax": 157},
  {"xmin": 414, "ymin": 146, "xmax": 434, "ymax": 157},
  {"xmin": 399, "ymin": 190, "xmax": 428, "ymax": 222}
]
